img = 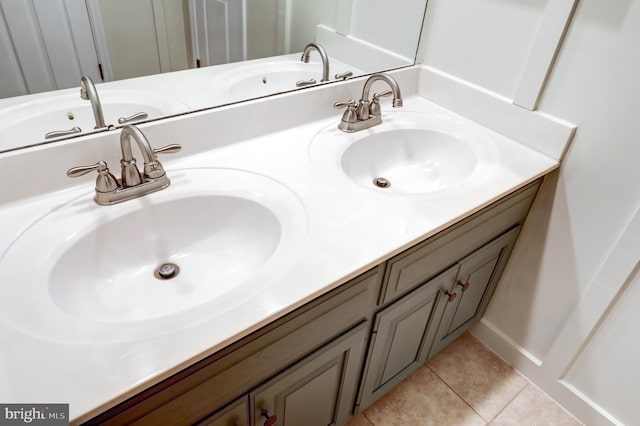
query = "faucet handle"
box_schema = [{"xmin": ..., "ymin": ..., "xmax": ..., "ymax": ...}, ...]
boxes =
[
  {"xmin": 334, "ymin": 100, "xmax": 358, "ymax": 124},
  {"xmin": 139, "ymin": 144, "xmax": 182, "ymax": 181},
  {"xmin": 118, "ymin": 112, "xmax": 149, "ymax": 124},
  {"xmin": 67, "ymin": 161, "xmax": 118, "ymax": 193},
  {"xmin": 373, "ymin": 90, "xmax": 393, "ymax": 101},
  {"xmin": 370, "ymin": 90, "xmax": 393, "ymax": 116},
  {"xmin": 335, "ymin": 71, "xmax": 353, "ymax": 80},
  {"xmin": 153, "ymin": 144, "xmax": 182, "ymax": 155},
  {"xmin": 334, "ymin": 99, "xmax": 357, "ymax": 109}
]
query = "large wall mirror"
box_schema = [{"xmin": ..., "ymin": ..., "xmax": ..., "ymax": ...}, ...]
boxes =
[{"xmin": 0, "ymin": 0, "xmax": 428, "ymax": 153}]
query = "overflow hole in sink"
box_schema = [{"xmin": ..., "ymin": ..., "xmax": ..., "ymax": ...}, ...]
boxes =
[
  {"xmin": 262, "ymin": 76, "xmax": 267, "ymax": 84},
  {"xmin": 67, "ymin": 112, "xmax": 75, "ymax": 120},
  {"xmin": 154, "ymin": 262, "xmax": 180, "ymax": 280},
  {"xmin": 373, "ymin": 177, "xmax": 391, "ymax": 188}
]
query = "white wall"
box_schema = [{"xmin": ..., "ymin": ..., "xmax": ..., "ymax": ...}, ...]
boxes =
[
  {"xmin": 287, "ymin": 0, "xmax": 337, "ymax": 53},
  {"xmin": 350, "ymin": 0, "xmax": 426, "ymax": 60},
  {"xmin": 418, "ymin": 0, "xmax": 640, "ymax": 424}
]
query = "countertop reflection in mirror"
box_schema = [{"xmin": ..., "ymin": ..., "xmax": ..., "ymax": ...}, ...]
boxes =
[{"xmin": 0, "ymin": 0, "xmax": 428, "ymax": 153}]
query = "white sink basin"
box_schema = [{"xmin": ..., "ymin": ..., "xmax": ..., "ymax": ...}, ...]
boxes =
[
  {"xmin": 310, "ymin": 111, "xmax": 499, "ymax": 196},
  {"xmin": 0, "ymin": 90, "xmax": 189, "ymax": 150},
  {"xmin": 0, "ymin": 169, "xmax": 307, "ymax": 343}
]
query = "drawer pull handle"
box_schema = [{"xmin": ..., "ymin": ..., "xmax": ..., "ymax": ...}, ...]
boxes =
[
  {"xmin": 444, "ymin": 290, "xmax": 458, "ymax": 302},
  {"xmin": 457, "ymin": 281, "xmax": 470, "ymax": 292},
  {"xmin": 261, "ymin": 409, "xmax": 277, "ymax": 426}
]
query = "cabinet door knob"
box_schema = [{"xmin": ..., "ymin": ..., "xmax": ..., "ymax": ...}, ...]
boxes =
[
  {"xmin": 444, "ymin": 290, "xmax": 458, "ymax": 302},
  {"xmin": 457, "ymin": 281, "xmax": 470, "ymax": 292},
  {"xmin": 261, "ymin": 409, "xmax": 277, "ymax": 426}
]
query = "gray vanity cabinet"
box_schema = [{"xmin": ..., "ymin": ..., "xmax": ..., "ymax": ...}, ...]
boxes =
[
  {"xmin": 357, "ymin": 265, "xmax": 458, "ymax": 410},
  {"xmin": 356, "ymin": 180, "xmax": 536, "ymax": 413},
  {"xmin": 356, "ymin": 226, "xmax": 522, "ymax": 412},
  {"xmin": 250, "ymin": 323, "xmax": 368, "ymax": 426},
  {"xmin": 427, "ymin": 226, "xmax": 520, "ymax": 358}
]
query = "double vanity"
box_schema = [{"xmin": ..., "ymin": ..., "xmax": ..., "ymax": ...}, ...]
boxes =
[{"xmin": 0, "ymin": 65, "xmax": 565, "ymax": 425}]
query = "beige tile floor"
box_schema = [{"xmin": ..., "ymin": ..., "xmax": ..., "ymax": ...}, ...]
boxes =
[{"xmin": 348, "ymin": 332, "xmax": 582, "ymax": 426}]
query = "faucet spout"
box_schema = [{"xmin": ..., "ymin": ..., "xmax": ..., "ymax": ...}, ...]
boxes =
[
  {"xmin": 333, "ymin": 72, "xmax": 404, "ymax": 132},
  {"xmin": 356, "ymin": 73, "xmax": 403, "ymax": 121},
  {"xmin": 360, "ymin": 73, "xmax": 403, "ymax": 109},
  {"xmin": 119, "ymin": 125, "xmax": 164, "ymax": 187},
  {"xmin": 80, "ymin": 75, "xmax": 106, "ymax": 129},
  {"xmin": 301, "ymin": 42, "xmax": 330, "ymax": 82}
]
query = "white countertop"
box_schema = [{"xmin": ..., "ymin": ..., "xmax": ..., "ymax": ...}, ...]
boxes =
[{"xmin": 0, "ymin": 70, "xmax": 561, "ymax": 423}]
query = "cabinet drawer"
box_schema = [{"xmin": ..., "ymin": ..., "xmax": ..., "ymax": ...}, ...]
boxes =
[
  {"xmin": 89, "ymin": 267, "xmax": 383, "ymax": 425},
  {"xmin": 381, "ymin": 180, "xmax": 540, "ymax": 305}
]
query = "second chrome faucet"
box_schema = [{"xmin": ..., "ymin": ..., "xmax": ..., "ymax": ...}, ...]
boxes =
[{"xmin": 334, "ymin": 73, "xmax": 403, "ymax": 132}]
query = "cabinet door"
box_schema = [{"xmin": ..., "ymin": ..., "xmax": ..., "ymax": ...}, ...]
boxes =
[
  {"xmin": 198, "ymin": 398, "xmax": 249, "ymax": 426},
  {"xmin": 428, "ymin": 226, "xmax": 520, "ymax": 358},
  {"xmin": 250, "ymin": 323, "xmax": 367, "ymax": 426},
  {"xmin": 357, "ymin": 266, "xmax": 458, "ymax": 411}
]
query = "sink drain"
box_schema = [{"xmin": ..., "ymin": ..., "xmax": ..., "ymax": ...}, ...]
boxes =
[
  {"xmin": 154, "ymin": 262, "xmax": 180, "ymax": 280},
  {"xmin": 373, "ymin": 177, "xmax": 391, "ymax": 188}
]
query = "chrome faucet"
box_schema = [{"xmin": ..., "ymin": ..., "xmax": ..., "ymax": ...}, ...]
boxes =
[
  {"xmin": 80, "ymin": 75, "xmax": 106, "ymax": 129},
  {"xmin": 301, "ymin": 42, "xmax": 330, "ymax": 82},
  {"xmin": 334, "ymin": 73, "xmax": 403, "ymax": 132},
  {"xmin": 66, "ymin": 125, "xmax": 181, "ymax": 205}
]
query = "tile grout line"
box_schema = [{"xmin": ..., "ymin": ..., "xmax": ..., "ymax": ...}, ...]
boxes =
[
  {"xmin": 486, "ymin": 382, "xmax": 529, "ymax": 424},
  {"xmin": 362, "ymin": 412, "xmax": 375, "ymax": 426},
  {"xmin": 470, "ymin": 333, "xmax": 583, "ymax": 424},
  {"xmin": 425, "ymin": 363, "xmax": 489, "ymax": 424}
]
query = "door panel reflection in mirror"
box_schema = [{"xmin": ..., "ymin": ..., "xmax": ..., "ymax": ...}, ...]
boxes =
[
  {"xmin": 191, "ymin": 0, "xmax": 245, "ymax": 67},
  {"xmin": 101, "ymin": 0, "xmax": 191, "ymax": 80},
  {"xmin": 0, "ymin": 0, "xmax": 101, "ymax": 97},
  {"xmin": 0, "ymin": 0, "xmax": 428, "ymax": 152}
]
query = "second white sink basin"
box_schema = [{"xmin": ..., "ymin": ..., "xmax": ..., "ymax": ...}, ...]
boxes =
[
  {"xmin": 0, "ymin": 168, "xmax": 307, "ymax": 343},
  {"xmin": 310, "ymin": 111, "xmax": 499, "ymax": 197}
]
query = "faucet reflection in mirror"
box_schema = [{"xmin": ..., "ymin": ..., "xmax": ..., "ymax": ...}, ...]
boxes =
[
  {"xmin": 334, "ymin": 73, "xmax": 403, "ymax": 133},
  {"xmin": 66, "ymin": 125, "xmax": 182, "ymax": 206},
  {"xmin": 301, "ymin": 42, "xmax": 330, "ymax": 82},
  {"xmin": 44, "ymin": 75, "xmax": 106, "ymax": 140},
  {"xmin": 80, "ymin": 76, "xmax": 106, "ymax": 129}
]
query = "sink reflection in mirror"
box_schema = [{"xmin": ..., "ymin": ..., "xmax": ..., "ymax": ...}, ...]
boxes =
[
  {"xmin": 0, "ymin": 90, "xmax": 189, "ymax": 151},
  {"xmin": 0, "ymin": 169, "xmax": 307, "ymax": 343},
  {"xmin": 310, "ymin": 111, "xmax": 500, "ymax": 196},
  {"xmin": 211, "ymin": 57, "xmax": 361, "ymax": 103}
]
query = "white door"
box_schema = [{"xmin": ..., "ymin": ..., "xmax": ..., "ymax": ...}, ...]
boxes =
[
  {"xmin": 189, "ymin": 0, "xmax": 246, "ymax": 67},
  {"xmin": 0, "ymin": 0, "xmax": 102, "ymax": 98}
]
